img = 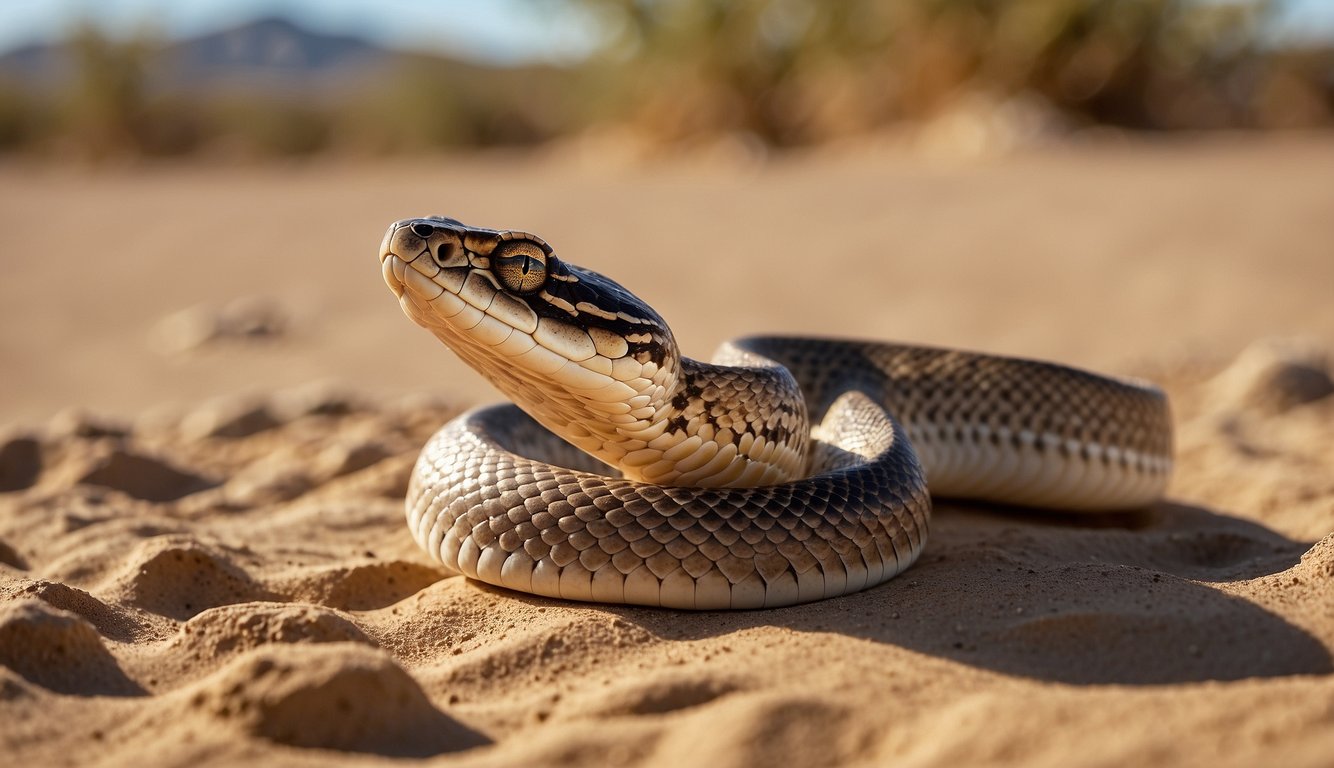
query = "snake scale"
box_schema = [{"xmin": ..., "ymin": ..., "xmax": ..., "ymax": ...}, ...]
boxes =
[{"xmin": 379, "ymin": 217, "xmax": 1173, "ymax": 609}]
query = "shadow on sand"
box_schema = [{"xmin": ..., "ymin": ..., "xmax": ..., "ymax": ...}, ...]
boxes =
[{"xmin": 480, "ymin": 499, "xmax": 1331, "ymax": 686}]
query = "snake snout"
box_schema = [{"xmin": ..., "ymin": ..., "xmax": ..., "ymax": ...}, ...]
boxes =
[
  {"xmin": 380, "ymin": 217, "xmax": 483, "ymax": 312},
  {"xmin": 381, "ymin": 219, "xmax": 426, "ymax": 261},
  {"xmin": 380, "ymin": 220, "xmax": 437, "ymax": 300}
]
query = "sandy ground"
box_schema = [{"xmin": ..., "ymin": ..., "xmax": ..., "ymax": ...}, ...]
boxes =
[{"xmin": 1, "ymin": 135, "xmax": 1333, "ymax": 766}]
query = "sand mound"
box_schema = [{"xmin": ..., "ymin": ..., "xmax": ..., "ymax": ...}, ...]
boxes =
[
  {"xmin": 0, "ymin": 600, "xmax": 141, "ymax": 696},
  {"xmin": 74, "ymin": 448, "xmax": 217, "ymax": 503},
  {"xmin": 174, "ymin": 602, "xmax": 373, "ymax": 660},
  {"xmin": 177, "ymin": 643, "xmax": 487, "ymax": 756},
  {"xmin": 652, "ymin": 696, "xmax": 862, "ymax": 768},
  {"xmin": 0, "ymin": 434, "xmax": 42, "ymax": 493},
  {"xmin": 180, "ymin": 399, "xmax": 283, "ymax": 440},
  {"xmin": 1209, "ymin": 338, "xmax": 1334, "ymax": 415},
  {"xmin": 0, "ymin": 540, "xmax": 26, "ymax": 570},
  {"xmin": 1296, "ymin": 534, "xmax": 1334, "ymax": 580},
  {"xmin": 103, "ymin": 536, "xmax": 276, "ymax": 619},
  {"xmin": 589, "ymin": 672, "xmax": 743, "ymax": 718},
  {"xmin": 2, "ymin": 577, "xmax": 146, "ymax": 642},
  {"xmin": 273, "ymin": 561, "xmax": 443, "ymax": 611},
  {"xmin": 152, "ymin": 297, "xmax": 287, "ymax": 355}
]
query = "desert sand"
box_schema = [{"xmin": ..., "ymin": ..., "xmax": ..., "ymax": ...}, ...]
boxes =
[{"xmin": 1, "ymin": 135, "xmax": 1332, "ymax": 767}]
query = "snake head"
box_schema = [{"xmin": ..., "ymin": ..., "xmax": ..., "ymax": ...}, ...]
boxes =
[
  {"xmin": 380, "ymin": 216, "xmax": 499, "ymax": 298},
  {"xmin": 380, "ymin": 217, "xmax": 681, "ymax": 465}
]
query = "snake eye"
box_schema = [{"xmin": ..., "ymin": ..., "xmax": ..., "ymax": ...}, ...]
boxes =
[{"xmin": 492, "ymin": 240, "xmax": 549, "ymax": 295}]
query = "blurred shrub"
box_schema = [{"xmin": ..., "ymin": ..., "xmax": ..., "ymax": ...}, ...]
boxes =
[
  {"xmin": 208, "ymin": 98, "xmax": 333, "ymax": 157},
  {"xmin": 345, "ymin": 57, "xmax": 570, "ymax": 151},
  {"xmin": 0, "ymin": 2, "xmax": 1328, "ymax": 160},
  {"xmin": 5, "ymin": 27, "xmax": 577, "ymax": 160},
  {"xmin": 0, "ymin": 81, "xmax": 44, "ymax": 149},
  {"xmin": 61, "ymin": 24, "xmax": 153, "ymax": 158},
  {"xmin": 22, "ymin": 26, "xmax": 203, "ymax": 158},
  {"xmin": 575, "ymin": 0, "xmax": 1330, "ymax": 144}
]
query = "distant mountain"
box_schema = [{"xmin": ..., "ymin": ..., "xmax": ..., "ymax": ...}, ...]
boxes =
[
  {"xmin": 0, "ymin": 39, "xmax": 72, "ymax": 87},
  {"xmin": 161, "ymin": 17, "xmax": 389, "ymax": 81},
  {"xmin": 0, "ymin": 16, "xmax": 424, "ymax": 92}
]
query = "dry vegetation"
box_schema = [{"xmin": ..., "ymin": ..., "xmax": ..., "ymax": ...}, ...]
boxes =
[{"xmin": 0, "ymin": 0, "xmax": 1330, "ymax": 160}]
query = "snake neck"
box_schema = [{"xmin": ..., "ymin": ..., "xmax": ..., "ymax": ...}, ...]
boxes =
[
  {"xmin": 627, "ymin": 358, "xmax": 810, "ymax": 487},
  {"xmin": 413, "ymin": 310, "xmax": 809, "ymax": 488},
  {"xmin": 482, "ymin": 350, "xmax": 809, "ymax": 488}
]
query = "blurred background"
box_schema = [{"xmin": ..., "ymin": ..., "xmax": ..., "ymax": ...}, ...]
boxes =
[
  {"xmin": 1, "ymin": 0, "xmax": 1332, "ymax": 423},
  {"xmin": 1, "ymin": 0, "xmax": 1333, "ymax": 158}
]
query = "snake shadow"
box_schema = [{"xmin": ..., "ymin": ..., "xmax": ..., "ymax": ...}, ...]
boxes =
[{"xmin": 511, "ymin": 499, "xmax": 1331, "ymax": 686}]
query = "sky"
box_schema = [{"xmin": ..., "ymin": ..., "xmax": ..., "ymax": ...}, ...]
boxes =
[
  {"xmin": 1, "ymin": 0, "xmax": 1332, "ymax": 63},
  {"xmin": 0, "ymin": 0, "xmax": 605, "ymax": 64}
]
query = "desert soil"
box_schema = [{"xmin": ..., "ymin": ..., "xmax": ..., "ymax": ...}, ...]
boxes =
[{"xmin": 1, "ymin": 135, "xmax": 1332, "ymax": 767}]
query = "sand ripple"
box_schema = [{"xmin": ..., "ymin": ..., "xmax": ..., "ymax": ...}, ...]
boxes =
[{"xmin": 0, "ymin": 357, "xmax": 1331, "ymax": 766}]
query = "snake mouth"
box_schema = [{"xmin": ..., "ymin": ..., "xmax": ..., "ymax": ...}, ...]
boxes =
[
  {"xmin": 381, "ymin": 218, "xmax": 540, "ymax": 342},
  {"xmin": 380, "ymin": 218, "xmax": 623, "ymax": 377},
  {"xmin": 377, "ymin": 220, "xmax": 427, "ymax": 299},
  {"xmin": 379, "ymin": 246, "xmax": 432, "ymax": 300},
  {"xmin": 379, "ymin": 218, "xmax": 471, "ymax": 316}
]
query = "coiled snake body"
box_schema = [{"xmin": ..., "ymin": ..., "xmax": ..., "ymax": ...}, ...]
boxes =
[{"xmin": 380, "ymin": 217, "xmax": 1173, "ymax": 609}]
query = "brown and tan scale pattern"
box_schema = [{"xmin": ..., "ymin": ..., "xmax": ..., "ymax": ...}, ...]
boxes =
[
  {"xmin": 728, "ymin": 337, "xmax": 1174, "ymax": 511},
  {"xmin": 408, "ymin": 393, "xmax": 930, "ymax": 609}
]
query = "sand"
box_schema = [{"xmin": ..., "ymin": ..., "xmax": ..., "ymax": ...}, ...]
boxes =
[{"xmin": 1, "ymin": 135, "xmax": 1332, "ymax": 766}]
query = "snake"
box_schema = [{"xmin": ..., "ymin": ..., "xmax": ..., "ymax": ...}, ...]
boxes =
[{"xmin": 379, "ymin": 217, "xmax": 1173, "ymax": 610}]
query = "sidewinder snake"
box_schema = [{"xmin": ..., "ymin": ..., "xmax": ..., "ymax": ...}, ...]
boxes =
[{"xmin": 379, "ymin": 217, "xmax": 1173, "ymax": 609}]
